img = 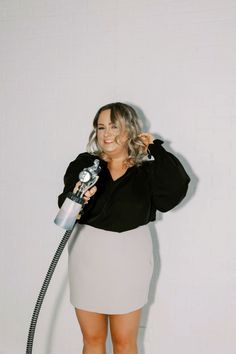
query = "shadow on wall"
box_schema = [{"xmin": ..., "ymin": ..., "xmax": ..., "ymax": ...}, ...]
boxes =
[{"xmin": 138, "ymin": 221, "xmax": 161, "ymax": 354}]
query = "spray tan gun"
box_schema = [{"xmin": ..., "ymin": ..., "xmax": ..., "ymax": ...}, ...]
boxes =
[{"xmin": 54, "ymin": 159, "xmax": 101, "ymax": 230}]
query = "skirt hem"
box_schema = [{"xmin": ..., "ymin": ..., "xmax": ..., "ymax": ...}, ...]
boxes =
[{"xmin": 71, "ymin": 300, "xmax": 148, "ymax": 315}]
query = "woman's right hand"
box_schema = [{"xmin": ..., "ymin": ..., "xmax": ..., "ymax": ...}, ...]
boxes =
[
  {"xmin": 73, "ymin": 181, "xmax": 97, "ymax": 219},
  {"xmin": 73, "ymin": 181, "xmax": 97, "ymax": 202}
]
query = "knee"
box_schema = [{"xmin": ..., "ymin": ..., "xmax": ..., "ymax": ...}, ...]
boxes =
[
  {"xmin": 112, "ymin": 334, "xmax": 137, "ymax": 352},
  {"xmin": 83, "ymin": 332, "xmax": 107, "ymax": 347}
]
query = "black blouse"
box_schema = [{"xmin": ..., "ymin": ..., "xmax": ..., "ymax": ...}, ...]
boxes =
[{"xmin": 58, "ymin": 139, "xmax": 190, "ymax": 233}]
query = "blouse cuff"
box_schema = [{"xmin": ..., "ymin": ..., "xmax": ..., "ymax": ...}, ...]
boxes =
[{"xmin": 147, "ymin": 139, "xmax": 164, "ymax": 158}]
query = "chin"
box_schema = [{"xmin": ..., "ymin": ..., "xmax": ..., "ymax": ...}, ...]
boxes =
[
  {"xmin": 103, "ymin": 149, "xmax": 117, "ymax": 155},
  {"xmin": 102, "ymin": 144, "xmax": 117, "ymax": 152}
]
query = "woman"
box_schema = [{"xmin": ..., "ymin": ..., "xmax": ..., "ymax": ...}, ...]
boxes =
[{"xmin": 58, "ymin": 102, "xmax": 190, "ymax": 354}]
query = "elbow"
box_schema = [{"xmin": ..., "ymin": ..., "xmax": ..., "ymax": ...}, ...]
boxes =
[{"xmin": 155, "ymin": 181, "xmax": 190, "ymax": 212}]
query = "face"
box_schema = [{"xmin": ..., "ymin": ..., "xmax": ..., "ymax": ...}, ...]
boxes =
[{"xmin": 96, "ymin": 109, "xmax": 129, "ymax": 158}]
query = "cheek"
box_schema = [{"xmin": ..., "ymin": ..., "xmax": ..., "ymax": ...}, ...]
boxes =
[
  {"xmin": 96, "ymin": 129, "xmax": 103, "ymax": 138},
  {"xmin": 96, "ymin": 132, "xmax": 103, "ymax": 145}
]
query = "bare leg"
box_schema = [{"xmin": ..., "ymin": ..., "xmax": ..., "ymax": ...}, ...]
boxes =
[
  {"xmin": 75, "ymin": 308, "xmax": 108, "ymax": 354},
  {"xmin": 109, "ymin": 307, "xmax": 142, "ymax": 354}
]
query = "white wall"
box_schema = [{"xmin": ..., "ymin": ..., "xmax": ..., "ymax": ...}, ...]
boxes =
[{"xmin": 1, "ymin": 1, "xmax": 236, "ymax": 353}]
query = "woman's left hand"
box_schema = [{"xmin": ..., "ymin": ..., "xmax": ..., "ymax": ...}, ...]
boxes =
[{"xmin": 138, "ymin": 133, "xmax": 154, "ymax": 152}]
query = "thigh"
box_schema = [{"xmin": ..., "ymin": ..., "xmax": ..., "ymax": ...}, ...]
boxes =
[
  {"xmin": 109, "ymin": 308, "xmax": 142, "ymax": 342},
  {"xmin": 75, "ymin": 308, "xmax": 108, "ymax": 340}
]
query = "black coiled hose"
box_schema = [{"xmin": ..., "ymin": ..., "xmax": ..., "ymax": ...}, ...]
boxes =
[
  {"xmin": 26, "ymin": 229, "xmax": 73, "ymax": 354},
  {"xmin": 26, "ymin": 159, "xmax": 101, "ymax": 353}
]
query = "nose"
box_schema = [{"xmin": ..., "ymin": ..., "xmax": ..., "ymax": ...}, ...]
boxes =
[{"xmin": 104, "ymin": 127, "xmax": 113, "ymax": 137}]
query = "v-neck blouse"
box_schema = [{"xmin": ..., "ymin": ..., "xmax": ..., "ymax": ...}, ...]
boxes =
[{"xmin": 58, "ymin": 139, "xmax": 190, "ymax": 233}]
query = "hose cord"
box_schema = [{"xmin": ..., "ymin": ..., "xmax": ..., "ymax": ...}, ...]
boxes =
[
  {"xmin": 26, "ymin": 229, "xmax": 73, "ymax": 354},
  {"xmin": 26, "ymin": 160, "xmax": 101, "ymax": 353}
]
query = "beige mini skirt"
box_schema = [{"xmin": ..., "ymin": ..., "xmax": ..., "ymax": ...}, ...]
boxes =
[{"xmin": 68, "ymin": 223, "xmax": 154, "ymax": 314}]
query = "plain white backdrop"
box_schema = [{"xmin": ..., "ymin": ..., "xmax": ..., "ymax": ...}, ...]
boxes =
[{"xmin": 1, "ymin": 1, "xmax": 236, "ymax": 353}]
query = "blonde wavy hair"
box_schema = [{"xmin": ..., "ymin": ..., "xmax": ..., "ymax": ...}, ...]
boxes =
[{"xmin": 87, "ymin": 102, "xmax": 147, "ymax": 166}]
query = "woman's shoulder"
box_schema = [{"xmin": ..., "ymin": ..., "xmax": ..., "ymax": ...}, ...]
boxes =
[
  {"xmin": 63, "ymin": 152, "xmax": 98, "ymax": 178},
  {"xmin": 74, "ymin": 151, "xmax": 95, "ymax": 161},
  {"xmin": 70, "ymin": 152, "xmax": 106, "ymax": 169}
]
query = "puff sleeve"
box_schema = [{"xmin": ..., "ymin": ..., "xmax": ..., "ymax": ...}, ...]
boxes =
[
  {"xmin": 58, "ymin": 153, "xmax": 95, "ymax": 208},
  {"xmin": 147, "ymin": 139, "xmax": 190, "ymax": 212}
]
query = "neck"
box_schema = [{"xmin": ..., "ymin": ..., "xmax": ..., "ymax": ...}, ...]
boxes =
[{"xmin": 103, "ymin": 151, "xmax": 128, "ymax": 163}]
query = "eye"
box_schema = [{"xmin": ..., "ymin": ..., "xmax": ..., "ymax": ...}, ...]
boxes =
[
  {"xmin": 97, "ymin": 126, "xmax": 104, "ymax": 130},
  {"xmin": 111, "ymin": 124, "xmax": 118, "ymax": 129}
]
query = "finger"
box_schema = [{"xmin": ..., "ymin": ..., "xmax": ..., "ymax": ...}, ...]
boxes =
[
  {"xmin": 138, "ymin": 133, "xmax": 149, "ymax": 136},
  {"xmin": 85, "ymin": 186, "xmax": 97, "ymax": 198},
  {"xmin": 138, "ymin": 133, "xmax": 148, "ymax": 140},
  {"xmin": 138, "ymin": 135, "xmax": 149, "ymax": 146},
  {"xmin": 138, "ymin": 133, "xmax": 150, "ymax": 139},
  {"xmin": 138, "ymin": 133, "xmax": 153, "ymax": 144},
  {"xmin": 73, "ymin": 181, "xmax": 82, "ymax": 193}
]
